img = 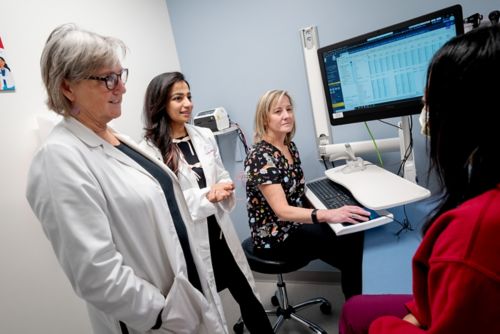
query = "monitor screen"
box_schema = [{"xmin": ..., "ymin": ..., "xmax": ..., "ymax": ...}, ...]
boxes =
[{"xmin": 318, "ymin": 5, "xmax": 463, "ymax": 126}]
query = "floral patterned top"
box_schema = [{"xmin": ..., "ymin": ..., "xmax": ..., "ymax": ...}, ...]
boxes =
[{"xmin": 244, "ymin": 140, "xmax": 305, "ymax": 249}]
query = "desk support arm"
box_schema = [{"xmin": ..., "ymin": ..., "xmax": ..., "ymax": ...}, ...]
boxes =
[{"xmin": 320, "ymin": 137, "xmax": 400, "ymax": 162}]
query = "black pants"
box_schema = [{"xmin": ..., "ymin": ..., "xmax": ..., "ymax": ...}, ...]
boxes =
[
  {"xmin": 255, "ymin": 223, "xmax": 364, "ymax": 299},
  {"xmin": 207, "ymin": 216, "xmax": 274, "ymax": 334}
]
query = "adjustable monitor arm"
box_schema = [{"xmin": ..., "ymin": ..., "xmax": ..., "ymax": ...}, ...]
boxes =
[{"xmin": 300, "ymin": 26, "xmax": 417, "ymax": 183}]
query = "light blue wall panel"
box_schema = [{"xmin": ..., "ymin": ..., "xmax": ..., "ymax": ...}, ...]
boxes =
[{"xmin": 166, "ymin": 0, "xmax": 499, "ymax": 293}]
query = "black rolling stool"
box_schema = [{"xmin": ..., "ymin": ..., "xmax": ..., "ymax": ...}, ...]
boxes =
[{"xmin": 233, "ymin": 238, "xmax": 331, "ymax": 334}]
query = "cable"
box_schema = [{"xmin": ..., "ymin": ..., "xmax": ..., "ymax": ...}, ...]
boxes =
[
  {"xmin": 396, "ymin": 116, "xmax": 414, "ymax": 177},
  {"xmin": 364, "ymin": 122, "xmax": 384, "ymax": 167},
  {"xmin": 377, "ymin": 116, "xmax": 415, "ymax": 177},
  {"xmin": 377, "ymin": 119, "xmax": 401, "ymax": 129},
  {"xmin": 394, "ymin": 205, "xmax": 414, "ymax": 237},
  {"xmin": 376, "ymin": 116, "xmax": 416, "ymax": 178},
  {"xmin": 321, "ymin": 156, "xmax": 329, "ymax": 170},
  {"xmin": 232, "ymin": 122, "xmax": 249, "ymax": 155},
  {"xmin": 377, "ymin": 205, "xmax": 413, "ymax": 238}
]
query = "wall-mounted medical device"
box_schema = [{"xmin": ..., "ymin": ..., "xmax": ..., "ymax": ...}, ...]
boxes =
[{"xmin": 193, "ymin": 107, "xmax": 230, "ymax": 132}]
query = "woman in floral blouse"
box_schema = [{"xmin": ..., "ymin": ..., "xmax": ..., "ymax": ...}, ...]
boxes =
[{"xmin": 244, "ymin": 89, "xmax": 370, "ymax": 299}]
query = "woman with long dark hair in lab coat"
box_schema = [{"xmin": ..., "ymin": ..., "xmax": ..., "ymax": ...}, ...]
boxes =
[{"xmin": 140, "ymin": 72, "xmax": 274, "ymax": 334}]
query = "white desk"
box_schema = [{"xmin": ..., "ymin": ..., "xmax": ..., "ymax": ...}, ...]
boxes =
[{"xmin": 325, "ymin": 162, "xmax": 431, "ymax": 210}]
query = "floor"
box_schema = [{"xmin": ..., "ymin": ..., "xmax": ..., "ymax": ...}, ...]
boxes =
[{"xmin": 220, "ymin": 272, "xmax": 345, "ymax": 334}]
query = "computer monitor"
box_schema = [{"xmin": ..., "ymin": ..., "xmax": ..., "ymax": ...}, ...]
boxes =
[{"xmin": 318, "ymin": 5, "xmax": 463, "ymax": 126}]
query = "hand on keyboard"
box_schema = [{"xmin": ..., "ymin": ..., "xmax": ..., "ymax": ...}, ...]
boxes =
[{"xmin": 317, "ymin": 205, "xmax": 371, "ymax": 225}]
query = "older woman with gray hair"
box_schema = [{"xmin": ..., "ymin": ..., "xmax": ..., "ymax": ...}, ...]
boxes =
[{"xmin": 26, "ymin": 23, "xmax": 228, "ymax": 334}]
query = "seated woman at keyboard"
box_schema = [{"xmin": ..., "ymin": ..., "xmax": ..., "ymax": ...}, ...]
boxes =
[{"xmin": 244, "ymin": 89, "xmax": 370, "ymax": 299}]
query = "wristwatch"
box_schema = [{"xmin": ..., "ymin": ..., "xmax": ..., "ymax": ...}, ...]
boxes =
[{"xmin": 311, "ymin": 209, "xmax": 320, "ymax": 224}]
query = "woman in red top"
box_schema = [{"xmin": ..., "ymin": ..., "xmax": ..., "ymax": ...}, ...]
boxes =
[{"xmin": 339, "ymin": 24, "xmax": 500, "ymax": 334}]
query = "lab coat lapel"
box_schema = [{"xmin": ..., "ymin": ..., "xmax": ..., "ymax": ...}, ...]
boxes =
[
  {"xmin": 115, "ymin": 133, "xmax": 180, "ymax": 182},
  {"xmin": 185, "ymin": 125, "xmax": 215, "ymax": 186},
  {"xmin": 62, "ymin": 116, "xmax": 127, "ymax": 165},
  {"xmin": 63, "ymin": 116, "xmax": 175, "ymax": 182}
]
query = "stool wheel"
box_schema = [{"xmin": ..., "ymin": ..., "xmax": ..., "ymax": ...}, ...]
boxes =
[
  {"xmin": 271, "ymin": 294, "xmax": 279, "ymax": 306},
  {"xmin": 320, "ymin": 301, "xmax": 332, "ymax": 314},
  {"xmin": 233, "ymin": 321, "xmax": 244, "ymax": 333}
]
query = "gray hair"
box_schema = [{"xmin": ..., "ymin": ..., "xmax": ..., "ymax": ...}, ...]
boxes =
[{"xmin": 40, "ymin": 23, "xmax": 127, "ymax": 116}]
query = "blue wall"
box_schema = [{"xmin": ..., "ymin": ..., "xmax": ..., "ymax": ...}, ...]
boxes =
[{"xmin": 166, "ymin": 0, "xmax": 499, "ymax": 293}]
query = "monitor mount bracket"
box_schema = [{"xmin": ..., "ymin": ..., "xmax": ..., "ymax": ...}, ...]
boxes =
[{"xmin": 300, "ymin": 26, "xmax": 417, "ymax": 183}]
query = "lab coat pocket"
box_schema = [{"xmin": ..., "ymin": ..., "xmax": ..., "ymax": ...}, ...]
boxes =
[{"xmin": 157, "ymin": 275, "xmax": 222, "ymax": 333}]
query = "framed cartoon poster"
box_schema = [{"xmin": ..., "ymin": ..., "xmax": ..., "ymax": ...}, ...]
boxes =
[{"xmin": 0, "ymin": 36, "xmax": 16, "ymax": 91}]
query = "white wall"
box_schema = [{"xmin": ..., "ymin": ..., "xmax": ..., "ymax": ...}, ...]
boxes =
[{"xmin": 0, "ymin": 1, "xmax": 179, "ymax": 332}]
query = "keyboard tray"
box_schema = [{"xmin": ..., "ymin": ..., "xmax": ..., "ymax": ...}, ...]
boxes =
[{"xmin": 305, "ymin": 177, "xmax": 393, "ymax": 235}]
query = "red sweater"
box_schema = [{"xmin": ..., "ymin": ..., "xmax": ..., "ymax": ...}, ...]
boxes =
[{"xmin": 370, "ymin": 184, "xmax": 500, "ymax": 334}]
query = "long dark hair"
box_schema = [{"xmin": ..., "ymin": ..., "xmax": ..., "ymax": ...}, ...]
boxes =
[
  {"xmin": 423, "ymin": 25, "xmax": 500, "ymax": 233},
  {"xmin": 143, "ymin": 72, "xmax": 190, "ymax": 173},
  {"xmin": 0, "ymin": 57, "xmax": 11, "ymax": 71}
]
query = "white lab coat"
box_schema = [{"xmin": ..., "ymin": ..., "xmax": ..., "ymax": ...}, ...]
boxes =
[
  {"xmin": 0, "ymin": 66, "xmax": 15, "ymax": 90},
  {"xmin": 26, "ymin": 117, "xmax": 228, "ymax": 334},
  {"xmin": 140, "ymin": 124, "xmax": 259, "ymax": 300}
]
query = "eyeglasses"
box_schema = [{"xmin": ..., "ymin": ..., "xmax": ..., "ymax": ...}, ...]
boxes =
[{"xmin": 87, "ymin": 68, "xmax": 129, "ymax": 90}]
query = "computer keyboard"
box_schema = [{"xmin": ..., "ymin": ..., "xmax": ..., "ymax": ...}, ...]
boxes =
[
  {"xmin": 306, "ymin": 178, "xmax": 381, "ymax": 226},
  {"xmin": 305, "ymin": 177, "xmax": 393, "ymax": 235},
  {"xmin": 306, "ymin": 178, "xmax": 360, "ymax": 209}
]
